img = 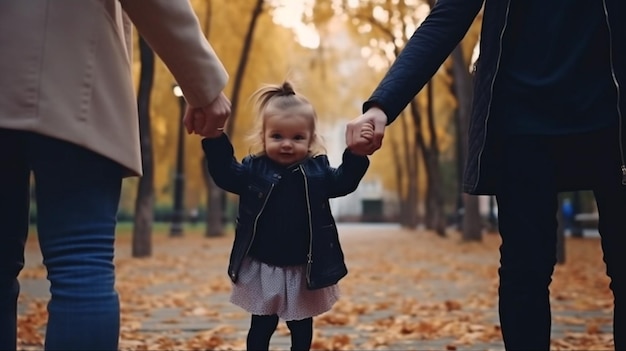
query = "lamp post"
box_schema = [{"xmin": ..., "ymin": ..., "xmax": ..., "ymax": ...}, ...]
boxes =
[{"xmin": 170, "ymin": 84, "xmax": 185, "ymax": 237}]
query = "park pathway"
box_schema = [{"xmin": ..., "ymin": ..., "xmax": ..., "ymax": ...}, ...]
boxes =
[{"xmin": 17, "ymin": 224, "xmax": 614, "ymax": 350}]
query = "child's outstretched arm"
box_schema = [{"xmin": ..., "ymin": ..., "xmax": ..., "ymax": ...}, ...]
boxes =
[
  {"xmin": 325, "ymin": 150, "xmax": 370, "ymax": 198},
  {"xmin": 322, "ymin": 120, "xmax": 373, "ymax": 197},
  {"xmin": 201, "ymin": 133, "xmax": 248, "ymax": 195}
]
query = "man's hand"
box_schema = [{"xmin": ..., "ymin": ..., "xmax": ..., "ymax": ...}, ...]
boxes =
[
  {"xmin": 183, "ymin": 92, "xmax": 231, "ymax": 138},
  {"xmin": 346, "ymin": 107, "xmax": 387, "ymax": 156}
]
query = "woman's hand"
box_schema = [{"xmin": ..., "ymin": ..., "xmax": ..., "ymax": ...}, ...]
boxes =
[{"xmin": 183, "ymin": 92, "xmax": 231, "ymax": 138}]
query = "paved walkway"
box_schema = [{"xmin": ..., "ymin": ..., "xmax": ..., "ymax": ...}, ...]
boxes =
[{"xmin": 17, "ymin": 224, "xmax": 614, "ymax": 350}]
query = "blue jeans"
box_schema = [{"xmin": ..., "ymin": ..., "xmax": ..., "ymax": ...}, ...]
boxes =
[
  {"xmin": 495, "ymin": 128, "xmax": 626, "ymax": 350},
  {"xmin": 0, "ymin": 129, "xmax": 122, "ymax": 350}
]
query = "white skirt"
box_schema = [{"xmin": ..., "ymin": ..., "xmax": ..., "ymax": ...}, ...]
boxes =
[{"xmin": 230, "ymin": 256, "xmax": 340, "ymax": 321}]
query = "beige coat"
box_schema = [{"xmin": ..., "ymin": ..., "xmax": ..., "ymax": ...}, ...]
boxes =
[{"xmin": 0, "ymin": 0, "xmax": 228, "ymax": 176}]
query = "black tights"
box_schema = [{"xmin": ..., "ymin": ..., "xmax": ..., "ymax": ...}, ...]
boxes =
[{"xmin": 246, "ymin": 314, "xmax": 313, "ymax": 351}]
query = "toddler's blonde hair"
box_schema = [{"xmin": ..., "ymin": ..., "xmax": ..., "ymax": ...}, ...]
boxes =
[{"xmin": 246, "ymin": 81, "xmax": 326, "ymax": 156}]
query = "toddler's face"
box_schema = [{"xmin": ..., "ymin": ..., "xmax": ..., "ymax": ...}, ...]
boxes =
[{"xmin": 263, "ymin": 114, "xmax": 312, "ymax": 166}]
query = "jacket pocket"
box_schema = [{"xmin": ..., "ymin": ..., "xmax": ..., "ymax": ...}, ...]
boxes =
[{"xmin": 307, "ymin": 224, "xmax": 347, "ymax": 290}]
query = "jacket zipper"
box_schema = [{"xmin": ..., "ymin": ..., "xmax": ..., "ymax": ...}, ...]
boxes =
[
  {"xmin": 473, "ymin": 0, "xmax": 512, "ymax": 191},
  {"xmin": 244, "ymin": 183, "xmax": 275, "ymax": 258},
  {"xmin": 299, "ymin": 165, "xmax": 314, "ymax": 287},
  {"xmin": 601, "ymin": 0, "xmax": 626, "ymax": 185}
]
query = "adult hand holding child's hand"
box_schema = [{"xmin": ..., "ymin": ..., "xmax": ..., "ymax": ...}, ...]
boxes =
[
  {"xmin": 183, "ymin": 92, "xmax": 231, "ymax": 138},
  {"xmin": 346, "ymin": 107, "xmax": 387, "ymax": 155}
]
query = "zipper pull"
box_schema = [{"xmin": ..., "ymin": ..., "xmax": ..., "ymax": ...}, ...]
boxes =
[{"xmin": 622, "ymin": 165, "xmax": 626, "ymax": 185}]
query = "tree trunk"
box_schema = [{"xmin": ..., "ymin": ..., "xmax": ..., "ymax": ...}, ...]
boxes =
[
  {"xmin": 389, "ymin": 138, "xmax": 408, "ymax": 228},
  {"xmin": 423, "ymin": 149, "xmax": 446, "ymax": 236},
  {"xmin": 202, "ymin": 156, "xmax": 224, "ymax": 237},
  {"xmin": 389, "ymin": 133, "xmax": 407, "ymax": 226},
  {"xmin": 426, "ymin": 81, "xmax": 446, "ymax": 236},
  {"xmin": 132, "ymin": 36, "xmax": 155, "ymax": 258},
  {"xmin": 225, "ymin": 0, "xmax": 264, "ymax": 136},
  {"xmin": 399, "ymin": 112, "xmax": 419, "ymax": 228},
  {"xmin": 410, "ymin": 99, "xmax": 445, "ymax": 236},
  {"xmin": 198, "ymin": 0, "xmax": 225, "ymax": 237},
  {"xmin": 451, "ymin": 45, "xmax": 482, "ymax": 241},
  {"xmin": 203, "ymin": 0, "xmax": 264, "ymax": 235},
  {"xmin": 199, "ymin": 0, "xmax": 227, "ymax": 238},
  {"xmin": 486, "ymin": 195, "xmax": 498, "ymax": 232},
  {"xmin": 462, "ymin": 194, "xmax": 482, "ymax": 241},
  {"xmin": 454, "ymin": 109, "xmax": 465, "ymax": 230}
]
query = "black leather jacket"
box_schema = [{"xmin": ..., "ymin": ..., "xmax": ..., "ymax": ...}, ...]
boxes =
[
  {"xmin": 365, "ymin": 0, "xmax": 626, "ymax": 194},
  {"xmin": 202, "ymin": 134, "xmax": 369, "ymax": 289}
]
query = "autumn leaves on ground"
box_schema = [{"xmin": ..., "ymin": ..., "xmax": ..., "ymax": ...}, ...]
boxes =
[{"xmin": 18, "ymin": 226, "xmax": 614, "ymax": 350}]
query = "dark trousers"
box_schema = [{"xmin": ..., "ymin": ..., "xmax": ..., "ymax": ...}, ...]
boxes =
[
  {"xmin": 0, "ymin": 129, "xmax": 122, "ymax": 350},
  {"xmin": 495, "ymin": 128, "xmax": 626, "ymax": 350}
]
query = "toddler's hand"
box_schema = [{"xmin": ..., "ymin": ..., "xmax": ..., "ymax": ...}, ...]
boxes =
[{"xmin": 360, "ymin": 121, "xmax": 375, "ymax": 141}]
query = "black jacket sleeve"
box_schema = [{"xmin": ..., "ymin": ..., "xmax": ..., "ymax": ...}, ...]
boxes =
[
  {"xmin": 325, "ymin": 149, "xmax": 370, "ymax": 198},
  {"xmin": 201, "ymin": 134, "xmax": 248, "ymax": 195},
  {"xmin": 363, "ymin": 0, "xmax": 484, "ymax": 124}
]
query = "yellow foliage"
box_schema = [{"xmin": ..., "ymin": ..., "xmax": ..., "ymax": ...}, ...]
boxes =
[{"xmin": 120, "ymin": 1, "xmax": 483, "ymax": 214}]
